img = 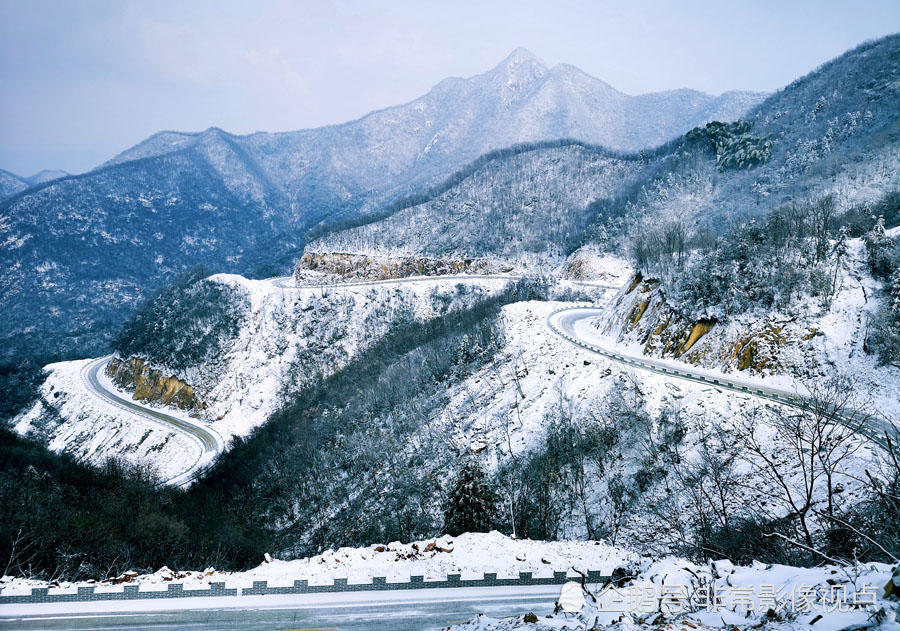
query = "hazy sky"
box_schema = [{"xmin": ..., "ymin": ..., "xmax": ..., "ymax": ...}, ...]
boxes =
[{"xmin": 1, "ymin": 0, "xmax": 898, "ymax": 176}]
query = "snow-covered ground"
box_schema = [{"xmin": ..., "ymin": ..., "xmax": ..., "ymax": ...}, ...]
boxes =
[
  {"xmin": 446, "ymin": 545, "xmax": 894, "ymax": 630},
  {"xmin": 13, "ymin": 274, "xmax": 516, "ymax": 476},
  {"xmin": 417, "ymin": 299, "xmax": 881, "ymax": 549},
  {"xmin": 0, "ymin": 531, "xmax": 632, "ymax": 595},
  {"xmin": 13, "ymin": 358, "xmax": 202, "ymax": 481},
  {"xmin": 1, "ymin": 532, "xmax": 893, "ymax": 631},
  {"xmin": 592, "ymin": 238, "xmax": 900, "ymax": 421},
  {"xmin": 562, "ymin": 248, "xmax": 633, "ymax": 287}
]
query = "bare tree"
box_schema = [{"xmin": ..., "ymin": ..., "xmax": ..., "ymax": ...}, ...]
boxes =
[
  {"xmin": 740, "ymin": 376, "xmax": 864, "ymax": 548},
  {"xmin": 669, "ymin": 424, "xmax": 743, "ymax": 558}
]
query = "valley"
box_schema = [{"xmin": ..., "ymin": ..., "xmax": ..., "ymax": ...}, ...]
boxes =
[{"xmin": 2, "ymin": 28, "xmax": 900, "ymax": 631}]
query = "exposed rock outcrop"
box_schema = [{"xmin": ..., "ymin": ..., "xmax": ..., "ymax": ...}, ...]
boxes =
[
  {"xmin": 295, "ymin": 252, "xmax": 513, "ymax": 283},
  {"xmin": 593, "ymin": 274, "xmax": 807, "ymax": 375},
  {"xmin": 106, "ymin": 357, "xmax": 204, "ymax": 413}
]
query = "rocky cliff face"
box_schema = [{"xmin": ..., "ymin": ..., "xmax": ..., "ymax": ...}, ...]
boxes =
[
  {"xmin": 592, "ymin": 273, "xmax": 810, "ymax": 376},
  {"xmin": 295, "ymin": 252, "xmax": 514, "ymax": 283},
  {"xmin": 106, "ymin": 357, "xmax": 204, "ymax": 413}
]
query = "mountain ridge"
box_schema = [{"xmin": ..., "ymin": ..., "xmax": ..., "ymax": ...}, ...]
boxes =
[
  {"xmin": 308, "ymin": 35, "xmax": 900, "ymax": 267},
  {"xmin": 105, "ymin": 48, "xmax": 764, "ymax": 170},
  {"xmin": 0, "ymin": 47, "xmax": 771, "ymax": 367}
]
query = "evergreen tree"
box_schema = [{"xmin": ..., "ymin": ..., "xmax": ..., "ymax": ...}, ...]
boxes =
[{"xmin": 443, "ymin": 460, "xmax": 499, "ymax": 536}]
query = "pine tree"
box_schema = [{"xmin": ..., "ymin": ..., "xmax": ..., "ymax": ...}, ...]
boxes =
[{"xmin": 443, "ymin": 460, "xmax": 499, "ymax": 536}]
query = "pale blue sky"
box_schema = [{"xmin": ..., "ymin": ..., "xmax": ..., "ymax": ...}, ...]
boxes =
[{"xmin": 1, "ymin": 0, "xmax": 898, "ymax": 175}]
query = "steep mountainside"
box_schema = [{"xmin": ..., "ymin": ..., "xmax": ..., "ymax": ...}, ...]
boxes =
[
  {"xmin": 597, "ymin": 35, "xmax": 900, "ymax": 244},
  {"xmin": 14, "ymin": 274, "xmax": 517, "ymax": 478},
  {"xmin": 310, "ymin": 36, "xmax": 900, "ymax": 266},
  {"xmin": 0, "ymin": 138, "xmax": 302, "ymax": 364},
  {"xmin": 0, "ymin": 49, "xmax": 762, "ymax": 367},
  {"xmin": 306, "ymin": 141, "xmax": 659, "ymax": 264}
]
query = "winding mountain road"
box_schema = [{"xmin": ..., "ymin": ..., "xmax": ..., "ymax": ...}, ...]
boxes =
[
  {"xmin": 547, "ymin": 307, "xmax": 894, "ymax": 445},
  {"xmin": 77, "ymin": 277, "xmax": 890, "ymax": 489},
  {"xmin": 81, "ymin": 356, "xmax": 224, "ymax": 487}
]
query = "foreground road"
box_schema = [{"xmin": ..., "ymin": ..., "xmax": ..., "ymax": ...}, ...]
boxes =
[
  {"xmin": 0, "ymin": 585, "xmax": 562, "ymax": 630},
  {"xmin": 81, "ymin": 356, "xmax": 225, "ymax": 486},
  {"xmin": 548, "ymin": 307, "xmax": 895, "ymax": 445}
]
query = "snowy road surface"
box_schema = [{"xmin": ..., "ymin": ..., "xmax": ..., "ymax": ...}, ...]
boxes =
[
  {"xmin": 272, "ymin": 273, "xmax": 524, "ymax": 290},
  {"xmin": 548, "ymin": 307, "xmax": 895, "ymax": 445},
  {"xmin": 0, "ymin": 584, "xmax": 562, "ymax": 630},
  {"xmin": 82, "ymin": 356, "xmax": 225, "ymax": 486},
  {"xmin": 274, "ymin": 273, "xmax": 619, "ymax": 291}
]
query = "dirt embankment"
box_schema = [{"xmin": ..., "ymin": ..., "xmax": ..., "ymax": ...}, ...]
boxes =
[{"xmin": 596, "ymin": 274, "xmax": 816, "ymax": 375}]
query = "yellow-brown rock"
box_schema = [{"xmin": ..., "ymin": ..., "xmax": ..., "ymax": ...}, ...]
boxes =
[{"xmin": 106, "ymin": 357, "xmax": 204, "ymax": 412}]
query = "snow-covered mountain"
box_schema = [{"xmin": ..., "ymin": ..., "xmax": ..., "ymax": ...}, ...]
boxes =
[
  {"xmin": 306, "ymin": 140, "xmax": 656, "ymax": 265},
  {"xmin": 0, "ymin": 169, "xmax": 29, "ymax": 200},
  {"xmin": 0, "ymin": 169, "xmax": 71, "ymax": 201},
  {"xmin": 14, "ymin": 274, "xmax": 515, "ymax": 477},
  {"xmin": 307, "ymin": 35, "xmax": 900, "ymax": 269},
  {"xmin": 0, "ymin": 49, "xmax": 764, "ymax": 366},
  {"xmin": 23, "ymin": 169, "xmax": 69, "ymax": 185}
]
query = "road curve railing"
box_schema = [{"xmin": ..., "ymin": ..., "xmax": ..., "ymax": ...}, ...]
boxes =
[
  {"xmin": 546, "ymin": 306, "xmax": 893, "ymax": 448},
  {"xmin": 81, "ymin": 356, "xmax": 225, "ymax": 487}
]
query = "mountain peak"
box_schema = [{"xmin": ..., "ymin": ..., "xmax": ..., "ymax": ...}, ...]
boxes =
[
  {"xmin": 489, "ymin": 47, "xmax": 548, "ymax": 88},
  {"xmin": 502, "ymin": 47, "xmax": 544, "ymax": 65},
  {"xmin": 493, "ymin": 47, "xmax": 547, "ymax": 75}
]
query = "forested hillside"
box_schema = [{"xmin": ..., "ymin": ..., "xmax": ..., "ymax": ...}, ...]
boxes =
[
  {"xmin": 0, "ymin": 48, "xmax": 762, "ymax": 394},
  {"xmin": 307, "ymin": 140, "xmax": 666, "ymax": 262},
  {"xmin": 0, "ymin": 138, "xmax": 302, "ymax": 367},
  {"xmin": 0, "ymin": 169, "xmax": 28, "ymax": 200},
  {"xmin": 588, "ymin": 36, "xmax": 900, "ymax": 373},
  {"xmin": 310, "ymin": 36, "xmax": 899, "ymax": 271}
]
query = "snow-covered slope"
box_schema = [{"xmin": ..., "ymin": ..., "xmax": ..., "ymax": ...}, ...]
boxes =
[
  {"xmin": 0, "ymin": 169, "xmax": 28, "ymax": 200},
  {"xmin": 0, "ymin": 49, "xmax": 764, "ymax": 367},
  {"xmin": 13, "ymin": 359, "xmax": 203, "ymax": 481},
  {"xmin": 14, "ymin": 274, "xmax": 516, "ymax": 474},
  {"xmin": 309, "ymin": 36, "xmax": 900, "ymax": 270},
  {"xmin": 603, "ymin": 35, "xmax": 900, "ymax": 246},
  {"xmin": 306, "ymin": 143, "xmax": 653, "ymax": 264},
  {"xmin": 24, "ymin": 169, "xmax": 69, "ymax": 185},
  {"xmin": 589, "ymin": 238, "xmax": 900, "ymax": 419}
]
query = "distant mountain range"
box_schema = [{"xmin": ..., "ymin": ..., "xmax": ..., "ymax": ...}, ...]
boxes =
[
  {"xmin": 0, "ymin": 48, "xmax": 766, "ymax": 364},
  {"xmin": 0, "ymin": 169, "xmax": 69, "ymax": 200},
  {"xmin": 310, "ymin": 36, "xmax": 900, "ymax": 262}
]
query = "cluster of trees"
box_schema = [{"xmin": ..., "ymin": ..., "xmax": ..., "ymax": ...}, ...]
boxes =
[
  {"xmin": 685, "ymin": 121, "xmax": 773, "ymax": 171},
  {"xmin": 441, "ymin": 373, "xmax": 900, "ymax": 568},
  {"xmin": 865, "ymin": 218, "xmax": 900, "ymax": 365},
  {"xmin": 0, "ymin": 428, "xmax": 237, "ymax": 581},
  {"xmin": 114, "ymin": 266, "xmax": 249, "ymax": 372},
  {"xmin": 633, "ymin": 197, "xmax": 853, "ymax": 320},
  {"xmin": 668, "ymin": 377, "xmax": 900, "ymax": 565},
  {"xmin": 629, "ymin": 191, "xmax": 900, "ymax": 328}
]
